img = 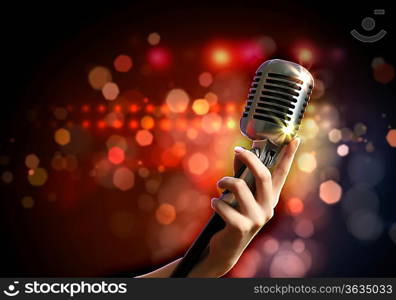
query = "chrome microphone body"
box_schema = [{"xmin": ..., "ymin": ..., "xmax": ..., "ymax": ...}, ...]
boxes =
[{"xmin": 171, "ymin": 59, "xmax": 314, "ymax": 277}]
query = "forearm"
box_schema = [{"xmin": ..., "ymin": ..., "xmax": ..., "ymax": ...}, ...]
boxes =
[
  {"xmin": 135, "ymin": 258, "xmax": 182, "ymax": 278},
  {"xmin": 135, "ymin": 255, "xmax": 225, "ymax": 278}
]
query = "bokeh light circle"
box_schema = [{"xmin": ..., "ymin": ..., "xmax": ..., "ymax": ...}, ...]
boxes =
[
  {"xmin": 25, "ymin": 154, "xmax": 40, "ymax": 169},
  {"xmin": 155, "ymin": 203, "xmax": 176, "ymax": 225},
  {"xmin": 54, "ymin": 128, "xmax": 71, "ymax": 146},
  {"xmin": 28, "ymin": 167, "xmax": 48, "ymax": 186},
  {"xmin": 198, "ymin": 72, "xmax": 213, "ymax": 87},
  {"xmin": 386, "ymin": 129, "xmax": 396, "ymax": 147},
  {"xmin": 114, "ymin": 54, "xmax": 133, "ymax": 72},
  {"xmin": 192, "ymin": 99, "xmax": 210, "ymax": 115},
  {"xmin": 187, "ymin": 152, "xmax": 209, "ymax": 175},
  {"xmin": 269, "ymin": 250, "xmax": 307, "ymax": 277},
  {"xmin": 297, "ymin": 152, "xmax": 317, "ymax": 173},
  {"xmin": 102, "ymin": 82, "xmax": 120, "ymax": 100},
  {"xmin": 319, "ymin": 180, "xmax": 342, "ymax": 204},
  {"xmin": 165, "ymin": 89, "xmax": 190, "ymax": 113},
  {"xmin": 88, "ymin": 66, "xmax": 112, "ymax": 90},
  {"xmin": 108, "ymin": 147, "xmax": 125, "ymax": 164},
  {"xmin": 136, "ymin": 130, "xmax": 153, "ymax": 146},
  {"xmin": 113, "ymin": 167, "xmax": 135, "ymax": 191}
]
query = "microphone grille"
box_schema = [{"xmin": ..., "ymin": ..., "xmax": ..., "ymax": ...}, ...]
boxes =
[{"xmin": 241, "ymin": 59, "xmax": 314, "ymax": 142}]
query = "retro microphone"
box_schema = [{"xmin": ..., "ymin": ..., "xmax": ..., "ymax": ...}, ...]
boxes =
[{"xmin": 171, "ymin": 59, "xmax": 314, "ymax": 277}]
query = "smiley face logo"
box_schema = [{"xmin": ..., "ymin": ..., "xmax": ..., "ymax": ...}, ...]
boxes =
[
  {"xmin": 351, "ymin": 9, "xmax": 387, "ymax": 43},
  {"xmin": 3, "ymin": 282, "xmax": 20, "ymax": 297}
]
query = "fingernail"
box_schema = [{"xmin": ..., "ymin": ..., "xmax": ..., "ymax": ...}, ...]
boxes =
[
  {"xmin": 234, "ymin": 146, "xmax": 245, "ymax": 153},
  {"xmin": 210, "ymin": 198, "xmax": 217, "ymax": 209}
]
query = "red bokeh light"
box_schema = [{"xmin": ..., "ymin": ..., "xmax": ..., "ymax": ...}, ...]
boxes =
[
  {"xmin": 128, "ymin": 119, "xmax": 139, "ymax": 129},
  {"xmin": 108, "ymin": 147, "xmax": 125, "ymax": 164},
  {"xmin": 113, "ymin": 105, "xmax": 122, "ymax": 113},
  {"xmin": 97, "ymin": 120, "xmax": 106, "ymax": 129},
  {"xmin": 113, "ymin": 54, "xmax": 133, "ymax": 72},
  {"xmin": 210, "ymin": 103, "xmax": 221, "ymax": 113},
  {"xmin": 82, "ymin": 104, "xmax": 90, "ymax": 112},
  {"xmin": 145, "ymin": 104, "xmax": 154, "ymax": 113},
  {"xmin": 112, "ymin": 119, "xmax": 123, "ymax": 129},
  {"xmin": 82, "ymin": 120, "xmax": 90, "ymax": 128},
  {"xmin": 147, "ymin": 47, "xmax": 171, "ymax": 69},
  {"xmin": 97, "ymin": 104, "xmax": 106, "ymax": 113},
  {"xmin": 129, "ymin": 104, "xmax": 139, "ymax": 113},
  {"xmin": 239, "ymin": 41, "xmax": 265, "ymax": 64}
]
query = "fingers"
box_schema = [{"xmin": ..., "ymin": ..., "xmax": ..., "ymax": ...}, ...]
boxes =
[
  {"xmin": 233, "ymin": 146, "xmax": 273, "ymax": 208},
  {"xmin": 272, "ymin": 138, "xmax": 300, "ymax": 200},
  {"xmin": 217, "ymin": 177, "xmax": 259, "ymax": 217},
  {"xmin": 211, "ymin": 198, "xmax": 245, "ymax": 228}
]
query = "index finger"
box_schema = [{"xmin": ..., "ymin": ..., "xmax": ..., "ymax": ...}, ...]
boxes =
[{"xmin": 271, "ymin": 138, "xmax": 300, "ymax": 200}]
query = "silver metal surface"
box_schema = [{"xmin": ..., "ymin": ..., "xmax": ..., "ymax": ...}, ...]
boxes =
[{"xmin": 240, "ymin": 59, "xmax": 314, "ymax": 145}]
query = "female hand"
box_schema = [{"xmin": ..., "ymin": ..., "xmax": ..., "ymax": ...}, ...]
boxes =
[{"xmin": 189, "ymin": 138, "xmax": 300, "ymax": 277}]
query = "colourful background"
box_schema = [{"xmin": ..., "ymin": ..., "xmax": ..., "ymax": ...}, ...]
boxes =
[{"xmin": 1, "ymin": 1, "xmax": 395, "ymax": 277}]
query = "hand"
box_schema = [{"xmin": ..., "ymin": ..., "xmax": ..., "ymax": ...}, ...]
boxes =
[{"xmin": 189, "ymin": 138, "xmax": 300, "ymax": 277}]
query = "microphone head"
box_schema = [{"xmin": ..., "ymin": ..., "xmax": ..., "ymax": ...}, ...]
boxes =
[{"xmin": 240, "ymin": 59, "xmax": 314, "ymax": 145}]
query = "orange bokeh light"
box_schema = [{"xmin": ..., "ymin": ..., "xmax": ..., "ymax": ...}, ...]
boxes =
[
  {"xmin": 159, "ymin": 118, "xmax": 172, "ymax": 131},
  {"xmin": 202, "ymin": 113, "xmax": 222, "ymax": 134},
  {"xmin": 319, "ymin": 180, "xmax": 342, "ymax": 205},
  {"xmin": 386, "ymin": 129, "xmax": 396, "ymax": 147},
  {"xmin": 174, "ymin": 118, "xmax": 188, "ymax": 131},
  {"xmin": 187, "ymin": 152, "xmax": 209, "ymax": 175},
  {"xmin": 54, "ymin": 128, "xmax": 71, "ymax": 146},
  {"xmin": 212, "ymin": 48, "xmax": 231, "ymax": 66},
  {"xmin": 141, "ymin": 115, "xmax": 155, "ymax": 130},
  {"xmin": 297, "ymin": 152, "xmax": 317, "ymax": 173},
  {"xmin": 298, "ymin": 48, "xmax": 313, "ymax": 63},
  {"xmin": 112, "ymin": 119, "xmax": 123, "ymax": 129},
  {"xmin": 225, "ymin": 103, "xmax": 236, "ymax": 113},
  {"xmin": 210, "ymin": 103, "xmax": 221, "ymax": 113},
  {"xmin": 155, "ymin": 203, "xmax": 176, "ymax": 225},
  {"xmin": 192, "ymin": 99, "xmax": 210, "ymax": 115},
  {"xmin": 293, "ymin": 42, "xmax": 317, "ymax": 67},
  {"xmin": 166, "ymin": 89, "xmax": 190, "ymax": 113},
  {"xmin": 136, "ymin": 130, "xmax": 153, "ymax": 146},
  {"xmin": 287, "ymin": 197, "xmax": 304, "ymax": 215}
]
